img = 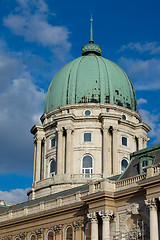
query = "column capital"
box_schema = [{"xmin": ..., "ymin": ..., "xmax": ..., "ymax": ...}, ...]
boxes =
[
  {"xmin": 87, "ymin": 212, "xmax": 98, "ymax": 223},
  {"xmin": 19, "ymin": 232, "xmax": 27, "ymax": 240},
  {"xmin": 35, "ymin": 228, "xmax": 43, "ymax": 238},
  {"xmin": 73, "ymin": 220, "xmax": 83, "ymax": 231},
  {"xmin": 145, "ymin": 198, "xmax": 157, "ymax": 211},
  {"xmin": 53, "ymin": 224, "xmax": 63, "ymax": 235},
  {"xmin": 102, "ymin": 125, "xmax": 110, "ymax": 131},
  {"xmin": 56, "ymin": 127, "xmax": 63, "ymax": 133},
  {"xmin": 99, "ymin": 209, "xmax": 114, "ymax": 220}
]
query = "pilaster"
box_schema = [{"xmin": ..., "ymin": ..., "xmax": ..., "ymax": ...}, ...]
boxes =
[
  {"xmin": 87, "ymin": 212, "xmax": 98, "ymax": 240},
  {"xmin": 57, "ymin": 128, "xmax": 63, "ymax": 175},
  {"xmin": 99, "ymin": 209, "xmax": 114, "ymax": 240},
  {"xmin": 102, "ymin": 126, "xmax": 110, "ymax": 177},
  {"xmin": 145, "ymin": 198, "xmax": 159, "ymax": 240}
]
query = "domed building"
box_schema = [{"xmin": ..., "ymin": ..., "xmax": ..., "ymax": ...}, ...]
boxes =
[
  {"xmin": 28, "ymin": 26, "xmax": 149, "ymax": 200},
  {"xmin": 0, "ymin": 19, "xmax": 160, "ymax": 240}
]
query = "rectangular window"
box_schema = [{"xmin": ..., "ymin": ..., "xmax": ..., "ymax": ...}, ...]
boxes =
[
  {"xmin": 84, "ymin": 133, "xmax": 92, "ymax": 142},
  {"xmin": 122, "ymin": 136, "xmax": 127, "ymax": 146},
  {"xmin": 51, "ymin": 137, "xmax": 56, "ymax": 148}
]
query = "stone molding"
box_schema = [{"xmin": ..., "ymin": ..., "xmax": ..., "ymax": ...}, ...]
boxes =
[
  {"xmin": 145, "ymin": 198, "xmax": 157, "ymax": 211},
  {"xmin": 99, "ymin": 209, "xmax": 114, "ymax": 221}
]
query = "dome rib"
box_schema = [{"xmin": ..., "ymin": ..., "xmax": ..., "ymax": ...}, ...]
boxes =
[{"xmin": 44, "ymin": 53, "xmax": 138, "ymax": 114}]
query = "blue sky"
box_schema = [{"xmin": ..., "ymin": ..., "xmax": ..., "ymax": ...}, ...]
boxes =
[{"xmin": 0, "ymin": 0, "xmax": 160, "ymax": 203}]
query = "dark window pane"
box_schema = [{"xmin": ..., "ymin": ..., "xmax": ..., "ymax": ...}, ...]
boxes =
[
  {"xmin": 142, "ymin": 161, "xmax": 148, "ymax": 167},
  {"xmin": 121, "ymin": 159, "xmax": 128, "ymax": 172},
  {"xmin": 48, "ymin": 231, "xmax": 54, "ymax": 240},
  {"xmin": 51, "ymin": 137, "xmax": 56, "ymax": 147},
  {"xmin": 50, "ymin": 159, "xmax": 57, "ymax": 174},
  {"xmin": 85, "ymin": 110, "xmax": 91, "ymax": 116},
  {"xmin": 83, "ymin": 156, "xmax": 93, "ymax": 168},
  {"xmin": 122, "ymin": 114, "xmax": 126, "ymax": 120},
  {"xmin": 122, "ymin": 137, "xmax": 127, "ymax": 146},
  {"xmin": 84, "ymin": 133, "xmax": 91, "ymax": 142},
  {"xmin": 31, "ymin": 236, "xmax": 36, "ymax": 240}
]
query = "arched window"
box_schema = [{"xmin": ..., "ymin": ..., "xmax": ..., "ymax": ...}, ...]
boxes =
[
  {"xmin": 84, "ymin": 221, "xmax": 91, "ymax": 240},
  {"xmin": 50, "ymin": 159, "xmax": 57, "ymax": 177},
  {"xmin": 65, "ymin": 226, "xmax": 73, "ymax": 240},
  {"xmin": 82, "ymin": 155, "xmax": 93, "ymax": 178},
  {"xmin": 121, "ymin": 159, "xmax": 128, "ymax": 172},
  {"xmin": 30, "ymin": 234, "xmax": 36, "ymax": 240},
  {"xmin": 47, "ymin": 230, "xmax": 54, "ymax": 240}
]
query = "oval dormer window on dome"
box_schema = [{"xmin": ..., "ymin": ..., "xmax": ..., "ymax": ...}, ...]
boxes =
[
  {"xmin": 84, "ymin": 109, "xmax": 92, "ymax": 116},
  {"xmin": 122, "ymin": 114, "xmax": 126, "ymax": 120}
]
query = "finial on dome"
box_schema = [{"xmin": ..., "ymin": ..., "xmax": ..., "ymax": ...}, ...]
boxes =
[{"xmin": 89, "ymin": 15, "xmax": 94, "ymax": 44}]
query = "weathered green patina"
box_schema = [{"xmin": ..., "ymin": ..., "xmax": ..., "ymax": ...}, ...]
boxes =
[{"xmin": 44, "ymin": 43, "xmax": 138, "ymax": 113}]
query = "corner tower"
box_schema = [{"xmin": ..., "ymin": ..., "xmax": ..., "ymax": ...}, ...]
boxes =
[{"xmin": 28, "ymin": 19, "xmax": 150, "ymax": 200}]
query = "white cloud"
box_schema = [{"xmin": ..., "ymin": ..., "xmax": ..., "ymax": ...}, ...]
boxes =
[
  {"xmin": 118, "ymin": 57, "xmax": 160, "ymax": 90},
  {"xmin": 0, "ymin": 188, "xmax": 28, "ymax": 204},
  {"xmin": 120, "ymin": 42, "xmax": 160, "ymax": 55},
  {"xmin": 0, "ymin": 40, "xmax": 45, "ymax": 175},
  {"xmin": 137, "ymin": 98, "xmax": 147, "ymax": 105},
  {"xmin": 139, "ymin": 109, "xmax": 160, "ymax": 144},
  {"xmin": 3, "ymin": 0, "xmax": 71, "ymax": 59}
]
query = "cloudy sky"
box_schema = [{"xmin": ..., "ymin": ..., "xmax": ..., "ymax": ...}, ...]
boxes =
[{"xmin": 0, "ymin": 0, "xmax": 160, "ymax": 203}]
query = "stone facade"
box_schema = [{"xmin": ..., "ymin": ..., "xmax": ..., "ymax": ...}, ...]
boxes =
[{"xmin": 29, "ymin": 103, "xmax": 150, "ymax": 199}]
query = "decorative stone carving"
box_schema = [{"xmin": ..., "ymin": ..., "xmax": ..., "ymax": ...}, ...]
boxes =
[
  {"xmin": 99, "ymin": 209, "xmax": 114, "ymax": 220},
  {"xmin": 35, "ymin": 228, "xmax": 43, "ymax": 238},
  {"xmin": 53, "ymin": 224, "xmax": 63, "ymax": 234},
  {"xmin": 87, "ymin": 212, "xmax": 98, "ymax": 223},
  {"xmin": 73, "ymin": 220, "xmax": 83, "ymax": 231},
  {"xmin": 19, "ymin": 232, "xmax": 27, "ymax": 239},
  {"xmin": 145, "ymin": 198, "xmax": 157, "ymax": 211},
  {"xmin": 126, "ymin": 203, "xmax": 139, "ymax": 215}
]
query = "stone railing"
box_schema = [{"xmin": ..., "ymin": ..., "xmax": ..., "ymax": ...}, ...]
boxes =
[
  {"xmin": 115, "ymin": 174, "xmax": 146, "ymax": 189},
  {"xmin": 0, "ymin": 189, "xmax": 88, "ymax": 223},
  {"xmin": 146, "ymin": 164, "xmax": 160, "ymax": 178}
]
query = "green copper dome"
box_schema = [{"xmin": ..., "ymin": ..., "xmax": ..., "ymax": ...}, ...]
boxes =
[{"xmin": 44, "ymin": 44, "xmax": 138, "ymax": 114}]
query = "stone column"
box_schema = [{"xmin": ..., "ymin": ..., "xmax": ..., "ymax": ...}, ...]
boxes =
[
  {"xmin": 66, "ymin": 127, "xmax": 73, "ymax": 174},
  {"xmin": 35, "ymin": 137, "xmax": 42, "ymax": 182},
  {"xmin": 102, "ymin": 126, "xmax": 111, "ymax": 177},
  {"xmin": 73, "ymin": 220, "xmax": 83, "ymax": 240},
  {"xmin": 33, "ymin": 138, "xmax": 37, "ymax": 183},
  {"xmin": 145, "ymin": 198, "xmax": 159, "ymax": 240},
  {"xmin": 87, "ymin": 212, "xmax": 98, "ymax": 240},
  {"xmin": 53, "ymin": 224, "xmax": 63, "ymax": 240},
  {"xmin": 57, "ymin": 128, "xmax": 63, "ymax": 175},
  {"xmin": 112, "ymin": 128, "xmax": 118, "ymax": 175},
  {"xmin": 99, "ymin": 210, "xmax": 114, "ymax": 240}
]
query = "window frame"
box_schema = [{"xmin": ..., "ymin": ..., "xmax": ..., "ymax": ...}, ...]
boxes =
[
  {"xmin": 50, "ymin": 136, "xmax": 56, "ymax": 148},
  {"xmin": 121, "ymin": 158, "xmax": 129, "ymax": 173},
  {"xmin": 84, "ymin": 109, "xmax": 92, "ymax": 116},
  {"xmin": 46, "ymin": 229, "xmax": 54, "ymax": 240},
  {"xmin": 84, "ymin": 132, "xmax": 92, "ymax": 142},
  {"xmin": 122, "ymin": 136, "xmax": 128, "ymax": 146},
  {"xmin": 29, "ymin": 234, "xmax": 36, "ymax": 240},
  {"xmin": 65, "ymin": 225, "xmax": 73, "ymax": 240},
  {"xmin": 49, "ymin": 159, "xmax": 57, "ymax": 177},
  {"xmin": 82, "ymin": 155, "xmax": 94, "ymax": 178}
]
